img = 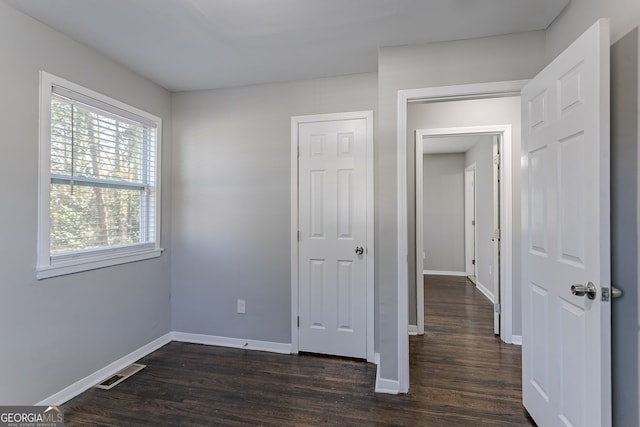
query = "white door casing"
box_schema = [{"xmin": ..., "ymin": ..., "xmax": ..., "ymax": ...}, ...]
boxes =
[
  {"xmin": 492, "ymin": 137, "xmax": 500, "ymax": 335},
  {"xmin": 414, "ymin": 139, "xmax": 426, "ymax": 335},
  {"xmin": 415, "ymin": 125, "xmax": 514, "ymax": 344},
  {"xmin": 398, "ymin": 81, "xmax": 526, "ymax": 394},
  {"xmin": 521, "ymin": 18, "xmax": 611, "ymax": 427},
  {"xmin": 291, "ymin": 112, "xmax": 374, "ymax": 362}
]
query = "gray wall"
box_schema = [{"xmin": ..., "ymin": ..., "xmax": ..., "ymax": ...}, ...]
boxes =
[
  {"xmin": 170, "ymin": 74, "xmax": 377, "ymax": 344},
  {"xmin": 0, "ymin": 3, "xmax": 173, "ymax": 404},
  {"xmin": 407, "ymin": 97, "xmax": 523, "ymax": 333},
  {"xmin": 465, "ymin": 138, "xmax": 496, "ymax": 300},
  {"xmin": 422, "ymin": 153, "xmax": 465, "ymax": 272},
  {"xmin": 610, "ymin": 29, "xmax": 639, "ymax": 427},
  {"xmin": 545, "ymin": 0, "xmax": 640, "ymax": 61},
  {"xmin": 546, "ymin": 2, "xmax": 640, "ymax": 425}
]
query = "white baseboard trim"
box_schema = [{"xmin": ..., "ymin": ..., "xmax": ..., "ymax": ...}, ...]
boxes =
[
  {"xmin": 37, "ymin": 331, "xmax": 293, "ymax": 406},
  {"xmin": 424, "ymin": 270, "xmax": 467, "ymax": 276},
  {"xmin": 172, "ymin": 332, "xmax": 292, "ymax": 355},
  {"xmin": 373, "ymin": 352, "xmax": 400, "ymax": 394},
  {"xmin": 408, "ymin": 325, "xmax": 419, "ymax": 335},
  {"xmin": 475, "ymin": 281, "xmax": 495, "ymax": 304},
  {"xmin": 511, "ymin": 335, "xmax": 522, "ymax": 345},
  {"xmin": 375, "ymin": 365, "xmax": 400, "ymax": 394},
  {"xmin": 36, "ymin": 332, "xmax": 173, "ymax": 406}
]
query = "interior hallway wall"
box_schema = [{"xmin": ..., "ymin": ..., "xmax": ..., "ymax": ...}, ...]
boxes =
[
  {"xmin": 422, "ymin": 153, "xmax": 465, "ymax": 273},
  {"xmin": 465, "ymin": 138, "xmax": 496, "ymax": 301}
]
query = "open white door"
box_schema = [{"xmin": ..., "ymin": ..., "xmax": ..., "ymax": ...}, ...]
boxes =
[{"xmin": 521, "ymin": 19, "xmax": 611, "ymax": 427}]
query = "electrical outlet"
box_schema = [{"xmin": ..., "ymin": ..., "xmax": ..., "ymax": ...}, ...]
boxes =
[{"xmin": 237, "ymin": 299, "xmax": 246, "ymax": 314}]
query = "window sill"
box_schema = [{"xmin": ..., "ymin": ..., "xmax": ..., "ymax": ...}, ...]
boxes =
[{"xmin": 36, "ymin": 247, "xmax": 163, "ymax": 280}]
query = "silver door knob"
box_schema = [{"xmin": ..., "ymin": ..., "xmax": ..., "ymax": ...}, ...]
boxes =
[
  {"xmin": 355, "ymin": 246, "xmax": 364, "ymax": 256},
  {"xmin": 571, "ymin": 282, "xmax": 597, "ymax": 300}
]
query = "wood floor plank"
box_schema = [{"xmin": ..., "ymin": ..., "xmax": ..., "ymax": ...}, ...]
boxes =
[{"xmin": 62, "ymin": 275, "xmax": 535, "ymax": 426}]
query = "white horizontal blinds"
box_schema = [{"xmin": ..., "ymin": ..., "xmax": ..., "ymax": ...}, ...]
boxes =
[{"xmin": 49, "ymin": 87, "xmax": 157, "ymax": 255}]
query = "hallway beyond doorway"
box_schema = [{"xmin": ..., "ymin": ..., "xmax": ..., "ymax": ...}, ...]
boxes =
[{"xmin": 411, "ymin": 274, "xmax": 534, "ymax": 425}]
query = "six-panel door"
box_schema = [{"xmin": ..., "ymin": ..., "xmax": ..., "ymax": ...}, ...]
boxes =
[{"xmin": 298, "ymin": 118, "xmax": 368, "ymax": 359}]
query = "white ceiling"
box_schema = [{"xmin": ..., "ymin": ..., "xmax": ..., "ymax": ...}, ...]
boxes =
[
  {"xmin": 3, "ymin": 0, "xmax": 569, "ymax": 92},
  {"xmin": 422, "ymin": 135, "xmax": 494, "ymax": 154}
]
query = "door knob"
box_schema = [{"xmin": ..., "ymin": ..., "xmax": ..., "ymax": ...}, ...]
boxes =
[
  {"xmin": 355, "ymin": 246, "xmax": 364, "ymax": 256},
  {"xmin": 571, "ymin": 282, "xmax": 597, "ymax": 300}
]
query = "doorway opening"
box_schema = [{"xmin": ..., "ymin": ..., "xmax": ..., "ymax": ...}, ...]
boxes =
[
  {"xmin": 396, "ymin": 80, "xmax": 528, "ymax": 393},
  {"xmin": 415, "ymin": 127, "xmax": 509, "ymax": 338}
]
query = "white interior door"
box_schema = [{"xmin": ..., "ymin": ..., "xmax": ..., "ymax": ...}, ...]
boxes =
[
  {"xmin": 297, "ymin": 118, "xmax": 368, "ymax": 359},
  {"xmin": 521, "ymin": 19, "xmax": 611, "ymax": 426},
  {"xmin": 465, "ymin": 165, "xmax": 477, "ymax": 281}
]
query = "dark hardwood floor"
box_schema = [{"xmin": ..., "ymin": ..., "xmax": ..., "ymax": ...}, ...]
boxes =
[{"xmin": 63, "ymin": 275, "xmax": 534, "ymax": 426}]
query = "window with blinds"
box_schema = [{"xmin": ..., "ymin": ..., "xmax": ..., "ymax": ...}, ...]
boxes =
[{"xmin": 37, "ymin": 72, "xmax": 162, "ymax": 279}]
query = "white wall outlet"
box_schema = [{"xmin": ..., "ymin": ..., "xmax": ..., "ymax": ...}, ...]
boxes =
[{"xmin": 237, "ymin": 299, "xmax": 246, "ymax": 314}]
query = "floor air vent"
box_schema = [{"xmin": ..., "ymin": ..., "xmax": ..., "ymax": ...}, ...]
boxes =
[{"xmin": 95, "ymin": 363, "xmax": 146, "ymax": 390}]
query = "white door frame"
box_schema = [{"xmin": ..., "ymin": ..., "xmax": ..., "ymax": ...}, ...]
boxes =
[
  {"xmin": 412, "ymin": 139, "xmax": 444, "ymax": 336},
  {"xmin": 491, "ymin": 136, "xmax": 501, "ymax": 335},
  {"xmin": 464, "ymin": 163, "xmax": 477, "ymax": 282},
  {"xmin": 415, "ymin": 126, "xmax": 513, "ymax": 342},
  {"xmin": 396, "ymin": 80, "xmax": 528, "ymax": 393},
  {"xmin": 291, "ymin": 111, "xmax": 375, "ymax": 363}
]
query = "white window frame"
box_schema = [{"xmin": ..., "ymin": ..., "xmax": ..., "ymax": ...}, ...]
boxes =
[{"xmin": 37, "ymin": 71, "xmax": 163, "ymax": 279}]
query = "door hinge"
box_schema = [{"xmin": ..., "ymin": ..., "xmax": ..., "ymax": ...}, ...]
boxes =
[
  {"xmin": 297, "ymin": 230, "xmax": 301, "ymax": 242},
  {"xmin": 494, "ymin": 228, "xmax": 501, "ymax": 240},
  {"xmin": 297, "ymin": 316, "xmax": 300, "ymax": 327},
  {"xmin": 472, "ymin": 259, "xmax": 475, "ymax": 265},
  {"xmin": 471, "ymin": 220, "xmax": 476, "ymax": 226},
  {"xmin": 494, "ymin": 303, "xmax": 501, "ymax": 313},
  {"xmin": 493, "ymin": 154, "xmax": 500, "ymax": 165}
]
